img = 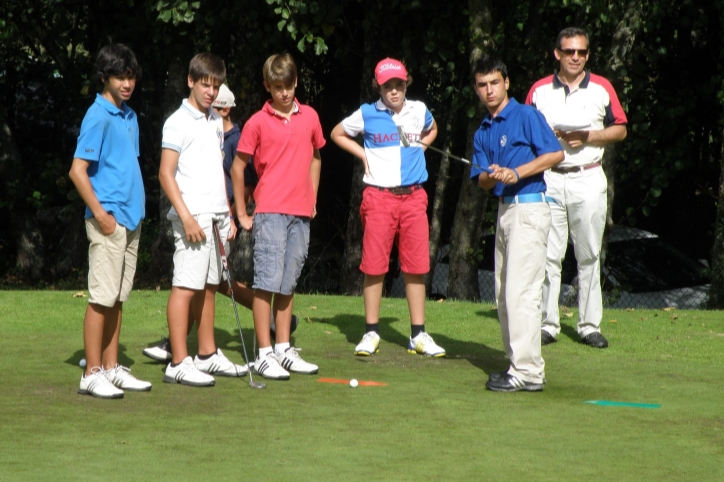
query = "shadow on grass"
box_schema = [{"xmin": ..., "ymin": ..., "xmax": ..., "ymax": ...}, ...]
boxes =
[
  {"xmin": 65, "ymin": 344, "xmax": 142, "ymax": 370},
  {"xmin": 316, "ymin": 313, "xmax": 508, "ymax": 376}
]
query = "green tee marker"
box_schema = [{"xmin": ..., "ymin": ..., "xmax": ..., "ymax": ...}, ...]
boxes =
[{"xmin": 585, "ymin": 400, "xmax": 661, "ymax": 409}]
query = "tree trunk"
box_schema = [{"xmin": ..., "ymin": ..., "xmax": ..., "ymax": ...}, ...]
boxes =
[
  {"xmin": 340, "ymin": 161, "xmax": 367, "ymax": 295},
  {"xmin": 0, "ymin": 97, "xmax": 46, "ymax": 281},
  {"xmin": 446, "ymin": 0, "xmax": 492, "ymax": 301},
  {"xmin": 426, "ymin": 109, "xmax": 456, "ymax": 297},
  {"xmin": 142, "ymin": 58, "xmax": 188, "ymax": 286},
  {"xmin": 708, "ymin": 130, "xmax": 724, "ymax": 308}
]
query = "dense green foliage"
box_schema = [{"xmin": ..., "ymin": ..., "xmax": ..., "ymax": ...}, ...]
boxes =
[{"xmin": 1, "ymin": 1, "xmax": 722, "ymax": 294}]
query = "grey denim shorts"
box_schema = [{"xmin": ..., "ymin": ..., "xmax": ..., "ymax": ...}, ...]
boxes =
[{"xmin": 252, "ymin": 213, "xmax": 310, "ymax": 295}]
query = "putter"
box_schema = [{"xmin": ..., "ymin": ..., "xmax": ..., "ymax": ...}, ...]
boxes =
[
  {"xmin": 213, "ymin": 223, "xmax": 266, "ymax": 389},
  {"xmin": 396, "ymin": 125, "xmax": 492, "ymax": 173}
]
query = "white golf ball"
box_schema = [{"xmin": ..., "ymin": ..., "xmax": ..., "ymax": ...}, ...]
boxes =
[
  {"xmin": 79, "ymin": 358, "xmax": 87, "ymax": 368},
  {"xmin": 349, "ymin": 378, "xmax": 358, "ymax": 388}
]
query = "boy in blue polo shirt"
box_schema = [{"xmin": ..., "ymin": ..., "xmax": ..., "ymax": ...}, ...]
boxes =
[
  {"xmin": 469, "ymin": 55, "xmax": 563, "ymax": 392},
  {"xmin": 69, "ymin": 44, "xmax": 150, "ymax": 399}
]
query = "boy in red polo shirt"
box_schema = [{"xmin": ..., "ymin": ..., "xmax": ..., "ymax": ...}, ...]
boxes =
[{"xmin": 231, "ymin": 53, "xmax": 325, "ymax": 380}]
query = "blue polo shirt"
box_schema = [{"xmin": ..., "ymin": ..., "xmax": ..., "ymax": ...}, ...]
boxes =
[
  {"xmin": 74, "ymin": 94, "xmax": 145, "ymax": 230},
  {"xmin": 470, "ymin": 98, "xmax": 560, "ymax": 198}
]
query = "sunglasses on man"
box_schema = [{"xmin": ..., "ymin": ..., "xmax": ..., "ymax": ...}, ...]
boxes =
[{"xmin": 558, "ymin": 48, "xmax": 589, "ymax": 57}]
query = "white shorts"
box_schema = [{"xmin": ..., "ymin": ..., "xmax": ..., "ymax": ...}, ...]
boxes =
[{"xmin": 169, "ymin": 212, "xmax": 230, "ymax": 290}]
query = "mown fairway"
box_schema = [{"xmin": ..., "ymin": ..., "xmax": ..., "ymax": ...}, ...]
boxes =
[{"xmin": 1, "ymin": 290, "xmax": 722, "ymax": 481}]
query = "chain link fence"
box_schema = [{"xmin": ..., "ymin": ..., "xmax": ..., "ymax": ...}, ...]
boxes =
[{"xmin": 387, "ymin": 226, "xmax": 710, "ymax": 309}]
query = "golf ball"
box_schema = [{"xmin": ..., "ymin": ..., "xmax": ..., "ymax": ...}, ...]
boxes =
[
  {"xmin": 79, "ymin": 358, "xmax": 87, "ymax": 368},
  {"xmin": 350, "ymin": 378, "xmax": 358, "ymax": 388}
]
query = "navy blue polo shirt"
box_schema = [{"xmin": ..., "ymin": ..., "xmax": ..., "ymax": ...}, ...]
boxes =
[
  {"xmin": 221, "ymin": 123, "xmax": 258, "ymax": 204},
  {"xmin": 470, "ymin": 98, "xmax": 560, "ymax": 198}
]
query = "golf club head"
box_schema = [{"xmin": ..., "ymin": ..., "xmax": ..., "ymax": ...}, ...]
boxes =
[
  {"xmin": 249, "ymin": 380, "xmax": 266, "ymax": 389},
  {"xmin": 396, "ymin": 125, "xmax": 411, "ymax": 147}
]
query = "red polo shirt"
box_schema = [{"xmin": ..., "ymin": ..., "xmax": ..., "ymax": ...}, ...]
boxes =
[{"xmin": 237, "ymin": 99, "xmax": 325, "ymax": 216}]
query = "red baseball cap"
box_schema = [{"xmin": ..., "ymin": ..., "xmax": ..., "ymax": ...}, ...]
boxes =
[{"xmin": 375, "ymin": 58, "xmax": 408, "ymax": 85}]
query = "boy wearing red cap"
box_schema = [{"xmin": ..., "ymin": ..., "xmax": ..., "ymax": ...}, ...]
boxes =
[{"xmin": 331, "ymin": 58, "xmax": 445, "ymax": 358}]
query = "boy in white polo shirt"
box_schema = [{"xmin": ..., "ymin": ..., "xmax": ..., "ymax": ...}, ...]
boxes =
[{"xmin": 159, "ymin": 53, "xmax": 247, "ymax": 387}]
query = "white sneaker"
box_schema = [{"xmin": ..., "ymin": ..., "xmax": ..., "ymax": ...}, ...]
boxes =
[
  {"xmin": 142, "ymin": 338, "xmax": 172, "ymax": 362},
  {"xmin": 253, "ymin": 352, "xmax": 290, "ymax": 380},
  {"xmin": 78, "ymin": 367, "xmax": 124, "ymax": 399},
  {"xmin": 105, "ymin": 364, "xmax": 152, "ymax": 392},
  {"xmin": 276, "ymin": 347, "xmax": 318, "ymax": 374},
  {"xmin": 194, "ymin": 348, "xmax": 248, "ymax": 377},
  {"xmin": 408, "ymin": 332, "xmax": 446, "ymax": 357},
  {"xmin": 163, "ymin": 356, "xmax": 215, "ymax": 387},
  {"xmin": 354, "ymin": 332, "xmax": 380, "ymax": 356}
]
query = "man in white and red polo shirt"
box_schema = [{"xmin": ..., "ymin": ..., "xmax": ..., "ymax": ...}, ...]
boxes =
[{"xmin": 526, "ymin": 27, "xmax": 627, "ymax": 349}]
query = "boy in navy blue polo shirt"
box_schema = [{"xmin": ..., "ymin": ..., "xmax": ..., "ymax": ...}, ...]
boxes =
[
  {"xmin": 69, "ymin": 44, "xmax": 150, "ymax": 399},
  {"xmin": 469, "ymin": 55, "xmax": 563, "ymax": 392}
]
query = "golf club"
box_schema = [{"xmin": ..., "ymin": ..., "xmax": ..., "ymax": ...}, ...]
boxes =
[
  {"xmin": 396, "ymin": 125, "xmax": 492, "ymax": 173},
  {"xmin": 213, "ymin": 222, "xmax": 266, "ymax": 389}
]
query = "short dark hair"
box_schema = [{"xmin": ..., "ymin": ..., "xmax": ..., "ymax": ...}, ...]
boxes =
[
  {"xmin": 556, "ymin": 27, "xmax": 589, "ymax": 49},
  {"xmin": 470, "ymin": 55, "xmax": 508, "ymax": 83},
  {"xmin": 96, "ymin": 44, "xmax": 141, "ymax": 82},
  {"xmin": 188, "ymin": 53, "xmax": 226, "ymax": 83}
]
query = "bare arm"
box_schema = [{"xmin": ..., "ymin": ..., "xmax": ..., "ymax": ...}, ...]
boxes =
[
  {"xmin": 231, "ymin": 152, "xmax": 253, "ymax": 231},
  {"xmin": 559, "ymin": 124, "xmax": 627, "ymax": 149},
  {"xmin": 69, "ymin": 158, "xmax": 117, "ymax": 235},
  {"xmin": 159, "ymin": 148, "xmax": 206, "ymax": 242},
  {"xmin": 419, "ymin": 119, "xmax": 439, "ymax": 150},
  {"xmin": 310, "ymin": 148, "xmax": 322, "ymax": 218},
  {"xmin": 330, "ymin": 122, "xmax": 368, "ymax": 176}
]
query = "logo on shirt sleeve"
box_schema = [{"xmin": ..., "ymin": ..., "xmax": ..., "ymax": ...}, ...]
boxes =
[{"xmin": 85, "ymin": 148, "xmax": 94, "ymax": 153}]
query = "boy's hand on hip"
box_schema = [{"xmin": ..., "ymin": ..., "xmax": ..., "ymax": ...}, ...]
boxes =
[
  {"xmin": 97, "ymin": 212, "xmax": 117, "ymax": 236},
  {"xmin": 182, "ymin": 216, "xmax": 206, "ymax": 243}
]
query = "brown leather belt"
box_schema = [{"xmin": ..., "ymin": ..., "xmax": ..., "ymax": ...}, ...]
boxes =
[
  {"xmin": 371, "ymin": 184, "xmax": 423, "ymax": 195},
  {"xmin": 550, "ymin": 161, "xmax": 601, "ymax": 174}
]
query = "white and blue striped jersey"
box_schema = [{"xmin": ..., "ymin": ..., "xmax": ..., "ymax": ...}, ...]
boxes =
[{"xmin": 341, "ymin": 99, "xmax": 434, "ymax": 188}]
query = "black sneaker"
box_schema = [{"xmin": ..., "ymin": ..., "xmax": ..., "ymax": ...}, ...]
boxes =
[
  {"xmin": 485, "ymin": 373, "xmax": 544, "ymax": 392},
  {"xmin": 581, "ymin": 332, "xmax": 609, "ymax": 348},
  {"xmin": 270, "ymin": 314, "xmax": 299, "ymax": 340},
  {"xmin": 541, "ymin": 330, "xmax": 557, "ymax": 346}
]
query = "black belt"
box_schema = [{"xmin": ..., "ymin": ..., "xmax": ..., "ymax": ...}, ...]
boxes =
[
  {"xmin": 370, "ymin": 184, "xmax": 423, "ymax": 195},
  {"xmin": 550, "ymin": 161, "xmax": 601, "ymax": 174}
]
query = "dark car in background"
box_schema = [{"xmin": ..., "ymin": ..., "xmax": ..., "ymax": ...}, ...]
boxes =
[{"xmin": 389, "ymin": 226, "xmax": 710, "ymax": 309}]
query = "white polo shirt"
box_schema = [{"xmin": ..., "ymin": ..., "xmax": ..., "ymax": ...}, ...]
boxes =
[
  {"xmin": 526, "ymin": 71, "xmax": 627, "ymax": 168},
  {"xmin": 162, "ymin": 99, "xmax": 228, "ymax": 216}
]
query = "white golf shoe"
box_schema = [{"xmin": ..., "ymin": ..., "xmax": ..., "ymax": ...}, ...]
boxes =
[
  {"xmin": 163, "ymin": 356, "xmax": 215, "ymax": 387},
  {"xmin": 276, "ymin": 347, "xmax": 318, "ymax": 374},
  {"xmin": 194, "ymin": 348, "xmax": 248, "ymax": 377},
  {"xmin": 253, "ymin": 352, "xmax": 290, "ymax": 380},
  {"xmin": 104, "ymin": 364, "xmax": 152, "ymax": 392},
  {"xmin": 407, "ymin": 332, "xmax": 446, "ymax": 357},
  {"xmin": 78, "ymin": 367, "xmax": 124, "ymax": 399},
  {"xmin": 354, "ymin": 332, "xmax": 380, "ymax": 356}
]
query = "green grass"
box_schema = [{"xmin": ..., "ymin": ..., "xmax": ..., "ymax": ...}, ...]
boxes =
[{"xmin": 1, "ymin": 291, "xmax": 723, "ymax": 481}]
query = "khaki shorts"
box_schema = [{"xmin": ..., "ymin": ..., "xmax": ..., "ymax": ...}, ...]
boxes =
[
  {"xmin": 169, "ymin": 212, "xmax": 230, "ymax": 290},
  {"xmin": 86, "ymin": 218, "xmax": 141, "ymax": 307}
]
